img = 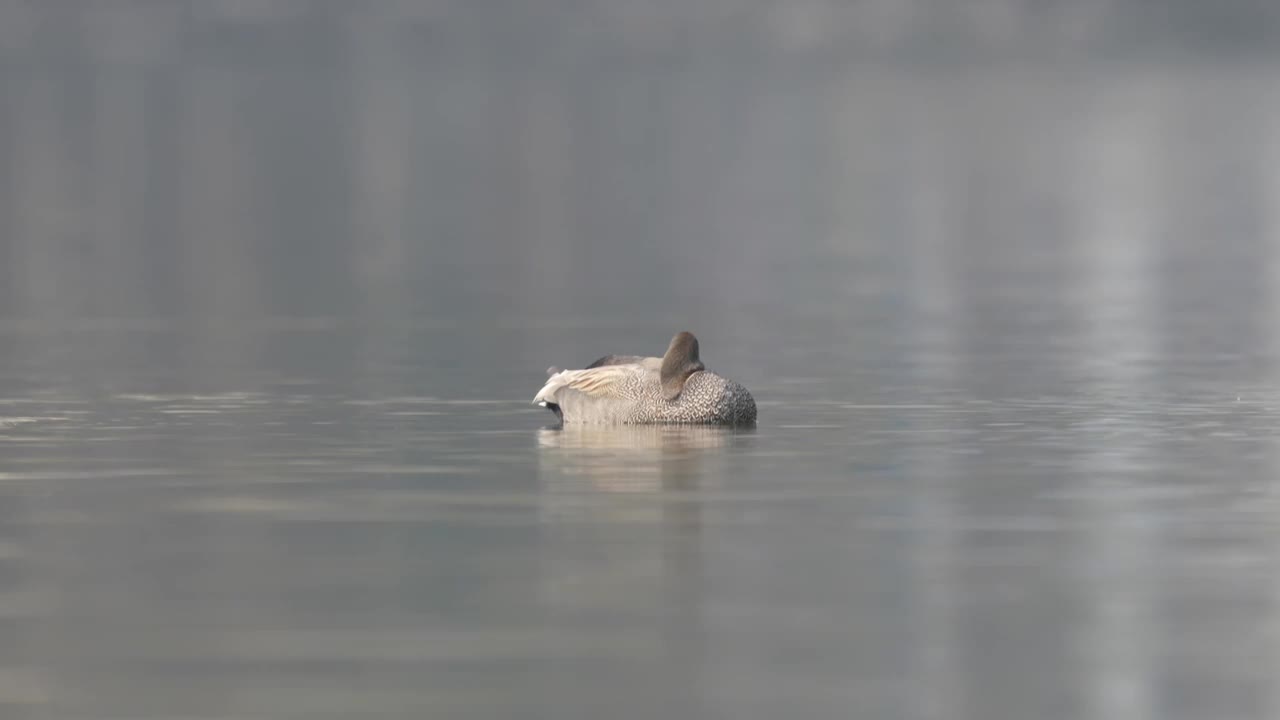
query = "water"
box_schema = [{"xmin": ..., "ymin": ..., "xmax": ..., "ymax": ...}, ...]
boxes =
[
  {"xmin": 5, "ymin": 8, "xmax": 1280, "ymax": 719},
  {"xmin": 7, "ymin": 332, "xmax": 1280, "ymax": 720}
]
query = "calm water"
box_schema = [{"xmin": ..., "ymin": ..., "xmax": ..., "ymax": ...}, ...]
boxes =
[{"xmin": 5, "ymin": 11, "xmax": 1280, "ymax": 718}]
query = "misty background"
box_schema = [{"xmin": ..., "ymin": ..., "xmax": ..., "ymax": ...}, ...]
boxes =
[
  {"xmin": 4, "ymin": 2, "xmax": 1280, "ymax": 720},
  {"xmin": 5, "ymin": 1, "xmax": 1280, "ymax": 338}
]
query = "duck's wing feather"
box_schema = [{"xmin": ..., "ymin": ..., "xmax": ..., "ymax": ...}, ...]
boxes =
[
  {"xmin": 548, "ymin": 354, "xmax": 645, "ymax": 376},
  {"xmin": 586, "ymin": 354, "xmax": 646, "ymax": 369},
  {"xmin": 561, "ymin": 366, "xmax": 634, "ymax": 396},
  {"xmin": 533, "ymin": 362, "xmax": 652, "ymax": 406}
]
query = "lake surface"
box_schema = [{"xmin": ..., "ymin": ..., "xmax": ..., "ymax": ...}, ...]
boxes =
[{"xmin": 5, "ymin": 10, "xmax": 1280, "ymax": 718}]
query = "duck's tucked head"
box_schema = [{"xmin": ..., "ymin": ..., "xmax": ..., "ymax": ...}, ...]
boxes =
[{"xmin": 660, "ymin": 331, "xmax": 705, "ymax": 400}]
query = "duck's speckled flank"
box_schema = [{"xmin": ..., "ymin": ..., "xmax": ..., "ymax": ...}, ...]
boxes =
[{"xmin": 620, "ymin": 371, "xmax": 755, "ymax": 425}]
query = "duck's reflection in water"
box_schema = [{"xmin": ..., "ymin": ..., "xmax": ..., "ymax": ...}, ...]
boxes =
[
  {"xmin": 536, "ymin": 424, "xmax": 750, "ymax": 493},
  {"xmin": 532, "ymin": 424, "xmax": 755, "ymax": 707}
]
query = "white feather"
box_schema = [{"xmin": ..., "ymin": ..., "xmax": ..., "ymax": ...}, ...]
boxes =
[{"xmin": 532, "ymin": 365, "xmax": 643, "ymax": 405}]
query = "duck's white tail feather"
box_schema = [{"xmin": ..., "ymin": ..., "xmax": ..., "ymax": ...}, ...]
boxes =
[{"xmin": 533, "ymin": 369, "xmax": 577, "ymax": 406}]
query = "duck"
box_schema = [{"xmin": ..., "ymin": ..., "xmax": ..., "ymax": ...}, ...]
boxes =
[{"xmin": 533, "ymin": 331, "xmax": 756, "ymax": 425}]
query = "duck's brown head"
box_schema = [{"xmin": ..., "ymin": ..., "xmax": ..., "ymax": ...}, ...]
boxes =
[{"xmin": 660, "ymin": 331, "xmax": 705, "ymax": 400}]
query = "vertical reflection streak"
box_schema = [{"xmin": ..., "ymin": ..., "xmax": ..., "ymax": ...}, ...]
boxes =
[
  {"xmin": 901, "ymin": 99, "xmax": 963, "ymax": 720},
  {"xmin": 347, "ymin": 12, "xmax": 410, "ymax": 315},
  {"xmin": 175, "ymin": 63, "xmax": 262, "ymax": 375},
  {"xmin": 89, "ymin": 68, "xmax": 147, "ymax": 315},
  {"xmin": 1262, "ymin": 90, "xmax": 1280, "ymax": 720},
  {"xmin": 1071, "ymin": 78, "xmax": 1165, "ymax": 720},
  {"xmin": 13, "ymin": 69, "xmax": 80, "ymax": 317}
]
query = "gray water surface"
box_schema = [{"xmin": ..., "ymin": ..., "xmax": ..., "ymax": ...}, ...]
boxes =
[
  {"xmin": 4, "ymin": 314, "xmax": 1280, "ymax": 720},
  {"xmin": 4, "ymin": 13, "xmax": 1280, "ymax": 719}
]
